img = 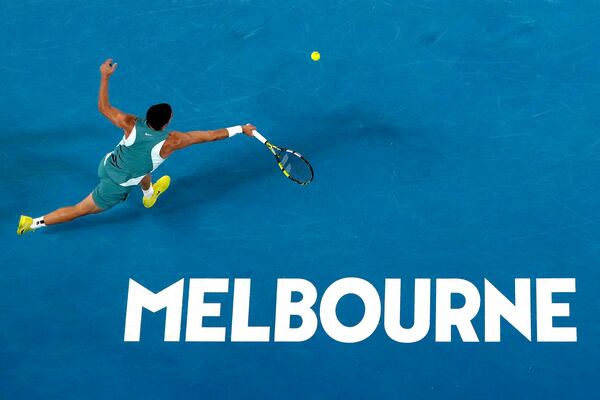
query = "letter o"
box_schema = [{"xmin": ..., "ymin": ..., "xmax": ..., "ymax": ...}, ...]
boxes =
[{"xmin": 320, "ymin": 278, "xmax": 381, "ymax": 343}]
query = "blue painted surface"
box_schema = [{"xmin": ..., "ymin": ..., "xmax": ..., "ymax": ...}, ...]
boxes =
[{"xmin": 1, "ymin": 0, "xmax": 598, "ymax": 398}]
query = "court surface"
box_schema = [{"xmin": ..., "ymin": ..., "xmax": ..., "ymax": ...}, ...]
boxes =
[{"xmin": 1, "ymin": 0, "xmax": 598, "ymax": 398}]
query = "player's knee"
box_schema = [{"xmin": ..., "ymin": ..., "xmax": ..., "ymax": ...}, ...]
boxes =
[
  {"xmin": 73, "ymin": 204, "xmax": 88, "ymax": 216},
  {"xmin": 75, "ymin": 201, "xmax": 97, "ymax": 215}
]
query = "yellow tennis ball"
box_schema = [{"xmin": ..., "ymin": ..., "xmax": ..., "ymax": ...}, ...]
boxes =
[{"xmin": 311, "ymin": 51, "xmax": 320, "ymax": 61}]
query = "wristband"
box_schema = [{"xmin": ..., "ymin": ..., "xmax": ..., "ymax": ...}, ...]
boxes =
[{"xmin": 226, "ymin": 125, "xmax": 243, "ymax": 137}]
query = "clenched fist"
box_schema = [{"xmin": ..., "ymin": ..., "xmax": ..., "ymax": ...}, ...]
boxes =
[{"xmin": 100, "ymin": 59, "xmax": 117, "ymax": 77}]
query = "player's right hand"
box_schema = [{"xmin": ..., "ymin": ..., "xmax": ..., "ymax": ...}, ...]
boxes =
[
  {"xmin": 100, "ymin": 59, "xmax": 117, "ymax": 76},
  {"xmin": 242, "ymin": 123, "xmax": 257, "ymax": 137}
]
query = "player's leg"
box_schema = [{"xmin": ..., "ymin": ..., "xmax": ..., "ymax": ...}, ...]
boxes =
[
  {"xmin": 17, "ymin": 193, "xmax": 103, "ymax": 235},
  {"xmin": 140, "ymin": 173, "xmax": 152, "ymax": 191},
  {"xmin": 44, "ymin": 193, "xmax": 102, "ymax": 224},
  {"xmin": 140, "ymin": 173, "xmax": 154, "ymax": 203},
  {"xmin": 140, "ymin": 173, "xmax": 154, "ymax": 205},
  {"xmin": 17, "ymin": 171, "xmax": 132, "ymax": 235}
]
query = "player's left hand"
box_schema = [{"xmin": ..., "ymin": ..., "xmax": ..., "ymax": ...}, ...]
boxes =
[{"xmin": 100, "ymin": 59, "xmax": 117, "ymax": 76}]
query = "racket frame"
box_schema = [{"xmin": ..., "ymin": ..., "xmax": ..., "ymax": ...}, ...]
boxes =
[{"xmin": 252, "ymin": 130, "xmax": 314, "ymax": 185}]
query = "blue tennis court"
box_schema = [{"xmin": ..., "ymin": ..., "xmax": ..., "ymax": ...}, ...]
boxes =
[{"xmin": 1, "ymin": 0, "xmax": 598, "ymax": 398}]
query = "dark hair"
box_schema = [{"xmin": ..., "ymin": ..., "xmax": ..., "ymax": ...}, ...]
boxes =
[{"xmin": 146, "ymin": 103, "xmax": 172, "ymax": 130}]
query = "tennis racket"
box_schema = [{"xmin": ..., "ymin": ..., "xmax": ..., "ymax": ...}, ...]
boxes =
[{"xmin": 252, "ymin": 130, "xmax": 314, "ymax": 185}]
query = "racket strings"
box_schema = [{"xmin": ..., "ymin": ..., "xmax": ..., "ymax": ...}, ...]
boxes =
[{"xmin": 276, "ymin": 149, "xmax": 313, "ymax": 184}]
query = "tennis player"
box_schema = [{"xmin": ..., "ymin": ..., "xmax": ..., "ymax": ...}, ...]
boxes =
[{"xmin": 17, "ymin": 59, "xmax": 256, "ymax": 235}]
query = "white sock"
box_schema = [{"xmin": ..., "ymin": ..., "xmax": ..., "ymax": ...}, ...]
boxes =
[
  {"xmin": 30, "ymin": 216, "xmax": 46, "ymax": 230},
  {"xmin": 142, "ymin": 185, "xmax": 154, "ymax": 198}
]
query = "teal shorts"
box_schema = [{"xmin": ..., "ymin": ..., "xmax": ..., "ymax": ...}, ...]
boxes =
[{"xmin": 92, "ymin": 157, "xmax": 132, "ymax": 210}]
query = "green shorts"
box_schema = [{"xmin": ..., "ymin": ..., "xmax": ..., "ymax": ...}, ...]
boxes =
[{"xmin": 92, "ymin": 157, "xmax": 132, "ymax": 210}]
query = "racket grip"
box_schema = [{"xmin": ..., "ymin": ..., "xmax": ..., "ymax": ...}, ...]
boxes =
[{"xmin": 252, "ymin": 130, "xmax": 267, "ymax": 144}]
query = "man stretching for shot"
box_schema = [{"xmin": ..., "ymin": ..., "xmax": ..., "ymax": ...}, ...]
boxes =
[{"xmin": 17, "ymin": 59, "xmax": 256, "ymax": 235}]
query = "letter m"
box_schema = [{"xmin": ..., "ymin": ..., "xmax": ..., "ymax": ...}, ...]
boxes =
[{"xmin": 124, "ymin": 279, "xmax": 184, "ymax": 342}]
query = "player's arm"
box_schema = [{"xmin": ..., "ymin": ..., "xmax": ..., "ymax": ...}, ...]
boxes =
[
  {"xmin": 98, "ymin": 59, "xmax": 136, "ymax": 135},
  {"xmin": 160, "ymin": 123, "xmax": 256, "ymax": 158}
]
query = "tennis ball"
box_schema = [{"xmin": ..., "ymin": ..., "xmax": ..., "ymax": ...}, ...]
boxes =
[{"xmin": 311, "ymin": 51, "xmax": 320, "ymax": 61}]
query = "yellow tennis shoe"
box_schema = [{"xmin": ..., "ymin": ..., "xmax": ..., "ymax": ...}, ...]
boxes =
[
  {"xmin": 17, "ymin": 215, "xmax": 34, "ymax": 235},
  {"xmin": 143, "ymin": 176, "xmax": 171, "ymax": 208}
]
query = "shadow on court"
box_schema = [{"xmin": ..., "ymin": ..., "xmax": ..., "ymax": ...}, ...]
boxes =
[
  {"xmin": 160, "ymin": 107, "xmax": 407, "ymax": 212},
  {"xmin": 1, "ymin": 126, "xmax": 104, "ymax": 221}
]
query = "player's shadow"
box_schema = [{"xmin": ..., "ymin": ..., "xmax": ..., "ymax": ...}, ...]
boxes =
[
  {"xmin": 160, "ymin": 107, "xmax": 409, "ymax": 214},
  {"xmin": 1, "ymin": 126, "xmax": 107, "ymax": 220}
]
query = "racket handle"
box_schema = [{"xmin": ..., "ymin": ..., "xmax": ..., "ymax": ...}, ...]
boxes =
[{"xmin": 252, "ymin": 130, "xmax": 267, "ymax": 144}]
